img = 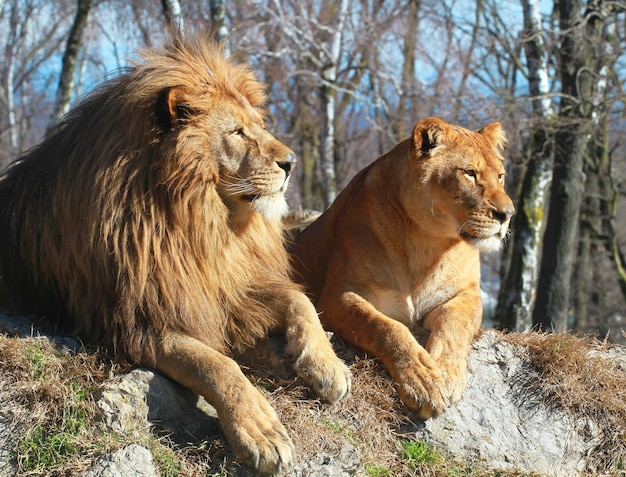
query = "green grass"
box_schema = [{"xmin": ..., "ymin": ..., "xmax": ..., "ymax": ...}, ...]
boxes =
[
  {"xmin": 16, "ymin": 378, "xmax": 92, "ymax": 471},
  {"xmin": 364, "ymin": 461, "xmax": 392, "ymax": 476},
  {"xmin": 152, "ymin": 445, "xmax": 180, "ymax": 477},
  {"xmin": 400, "ymin": 439, "xmax": 439, "ymax": 468},
  {"xmin": 24, "ymin": 341, "xmax": 53, "ymax": 380}
]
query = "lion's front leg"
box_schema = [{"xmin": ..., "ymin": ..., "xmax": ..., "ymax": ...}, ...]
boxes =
[
  {"xmin": 278, "ymin": 290, "xmax": 351, "ymax": 404},
  {"xmin": 153, "ymin": 332, "xmax": 293, "ymax": 474},
  {"xmin": 423, "ymin": 292, "xmax": 482, "ymax": 407}
]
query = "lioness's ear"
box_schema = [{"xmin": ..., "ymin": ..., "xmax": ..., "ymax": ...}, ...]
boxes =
[
  {"xmin": 412, "ymin": 117, "xmax": 447, "ymax": 157},
  {"xmin": 478, "ymin": 122, "xmax": 507, "ymax": 151},
  {"xmin": 155, "ymin": 86, "xmax": 197, "ymax": 131}
]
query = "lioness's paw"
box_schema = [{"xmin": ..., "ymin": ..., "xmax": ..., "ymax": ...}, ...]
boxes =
[
  {"xmin": 438, "ymin": 357, "xmax": 468, "ymax": 404},
  {"xmin": 294, "ymin": 347, "xmax": 352, "ymax": 403},
  {"xmin": 392, "ymin": 352, "xmax": 449, "ymax": 418},
  {"xmin": 223, "ymin": 394, "xmax": 294, "ymax": 474},
  {"xmin": 428, "ymin": 337, "xmax": 470, "ymax": 404},
  {"xmin": 395, "ymin": 370, "xmax": 449, "ymax": 419}
]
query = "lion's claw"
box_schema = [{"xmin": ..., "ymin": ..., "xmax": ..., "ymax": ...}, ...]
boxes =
[
  {"xmin": 293, "ymin": 345, "xmax": 352, "ymax": 404},
  {"xmin": 222, "ymin": 390, "xmax": 295, "ymax": 474}
]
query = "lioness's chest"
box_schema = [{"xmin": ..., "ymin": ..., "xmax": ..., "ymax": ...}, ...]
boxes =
[
  {"xmin": 368, "ymin": 278, "xmax": 459, "ymax": 326},
  {"xmin": 365, "ymin": 246, "xmax": 479, "ymax": 326}
]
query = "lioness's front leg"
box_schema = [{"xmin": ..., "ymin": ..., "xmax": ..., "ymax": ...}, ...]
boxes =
[
  {"xmin": 153, "ymin": 332, "xmax": 293, "ymax": 474},
  {"xmin": 423, "ymin": 291, "xmax": 482, "ymax": 406},
  {"xmin": 319, "ymin": 291, "xmax": 448, "ymax": 419},
  {"xmin": 278, "ymin": 289, "xmax": 351, "ymax": 404}
]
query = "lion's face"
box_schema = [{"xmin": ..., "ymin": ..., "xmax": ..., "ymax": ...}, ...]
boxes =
[
  {"xmin": 161, "ymin": 85, "xmax": 296, "ymax": 222},
  {"xmin": 411, "ymin": 118, "xmax": 515, "ymax": 252}
]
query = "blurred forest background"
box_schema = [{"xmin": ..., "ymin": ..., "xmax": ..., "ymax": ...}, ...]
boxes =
[{"xmin": 1, "ymin": 0, "xmax": 626, "ymax": 341}]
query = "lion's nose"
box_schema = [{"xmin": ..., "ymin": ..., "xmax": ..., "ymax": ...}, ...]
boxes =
[{"xmin": 277, "ymin": 153, "xmax": 297, "ymax": 176}]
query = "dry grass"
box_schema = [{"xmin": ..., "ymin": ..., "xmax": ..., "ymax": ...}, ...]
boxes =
[
  {"xmin": 503, "ymin": 332, "xmax": 626, "ymax": 474},
  {"xmin": 1, "ymin": 327, "xmax": 625, "ymax": 476},
  {"xmin": 0, "ymin": 335, "xmax": 118, "ymax": 475}
]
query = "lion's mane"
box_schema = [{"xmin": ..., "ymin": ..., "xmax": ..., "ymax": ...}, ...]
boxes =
[{"xmin": 0, "ymin": 34, "xmax": 295, "ymax": 363}]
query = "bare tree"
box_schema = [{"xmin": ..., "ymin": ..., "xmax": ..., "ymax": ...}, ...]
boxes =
[
  {"xmin": 161, "ymin": 0, "xmax": 183, "ymax": 31},
  {"xmin": 318, "ymin": 0, "xmax": 350, "ymax": 207},
  {"xmin": 573, "ymin": 2, "xmax": 626, "ymax": 331},
  {"xmin": 0, "ymin": 0, "xmax": 71, "ymax": 166},
  {"xmin": 49, "ymin": 0, "xmax": 94, "ymax": 128},
  {"xmin": 210, "ymin": 0, "xmax": 229, "ymax": 45},
  {"xmin": 496, "ymin": 0, "xmax": 555, "ymax": 331},
  {"xmin": 533, "ymin": 0, "xmax": 603, "ymax": 331}
]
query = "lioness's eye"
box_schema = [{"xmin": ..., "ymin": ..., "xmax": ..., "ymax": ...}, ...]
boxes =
[
  {"xmin": 463, "ymin": 169, "xmax": 477, "ymax": 179},
  {"xmin": 498, "ymin": 173, "xmax": 505, "ymax": 184},
  {"xmin": 234, "ymin": 127, "xmax": 246, "ymax": 139}
]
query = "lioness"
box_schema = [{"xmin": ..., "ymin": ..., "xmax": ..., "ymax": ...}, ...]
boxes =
[
  {"xmin": 0, "ymin": 33, "xmax": 350, "ymax": 473},
  {"xmin": 291, "ymin": 117, "xmax": 514, "ymax": 418}
]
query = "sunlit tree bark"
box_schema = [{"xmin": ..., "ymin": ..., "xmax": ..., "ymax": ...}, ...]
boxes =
[
  {"xmin": 496, "ymin": 0, "xmax": 554, "ymax": 331},
  {"xmin": 533, "ymin": 0, "xmax": 596, "ymax": 332},
  {"xmin": 210, "ymin": 0, "xmax": 228, "ymax": 46},
  {"xmin": 395, "ymin": 0, "xmax": 421, "ymax": 141},
  {"xmin": 161, "ymin": 0, "xmax": 183, "ymax": 31},
  {"xmin": 49, "ymin": 0, "xmax": 93, "ymax": 128},
  {"xmin": 318, "ymin": 0, "xmax": 349, "ymax": 207}
]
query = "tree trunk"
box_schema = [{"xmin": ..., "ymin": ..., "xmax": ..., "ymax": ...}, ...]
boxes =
[
  {"xmin": 533, "ymin": 0, "xmax": 595, "ymax": 332},
  {"xmin": 496, "ymin": 0, "xmax": 554, "ymax": 331},
  {"xmin": 162, "ymin": 0, "xmax": 183, "ymax": 31},
  {"xmin": 210, "ymin": 0, "xmax": 229, "ymax": 46},
  {"xmin": 395, "ymin": 0, "xmax": 421, "ymax": 141},
  {"xmin": 319, "ymin": 0, "xmax": 349, "ymax": 208},
  {"xmin": 452, "ymin": 0, "xmax": 482, "ymax": 121},
  {"xmin": 49, "ymin": 0, "xmax": 93, "ymax": 128}
]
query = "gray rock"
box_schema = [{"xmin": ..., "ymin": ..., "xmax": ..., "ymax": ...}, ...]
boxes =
[
  {"xmin": 0, "ymin": 412, "xmax": 15, "ymax": 477},
  {"xmin": 412, "ymin": 330, "xmax": 602, "ymax": 477},
  {"xmin": 95, "ymin": 368, "xmax": 220, "ymax": 443},
  {"xmin": 82, "ymin": 444, "xmax": 157, "ymax": 477},
  {"xmin": 287, "ymin": 443, "xmax": 362, "ymax": 477}
]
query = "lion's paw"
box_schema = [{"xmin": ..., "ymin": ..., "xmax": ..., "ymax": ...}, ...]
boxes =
[
  {"xmin": 293, "ymin": 346, "xmax": 352, "ymax": 404},
  {"xmin": 222, "ymin": 394, "xmax": 295, "ymax": 474}
]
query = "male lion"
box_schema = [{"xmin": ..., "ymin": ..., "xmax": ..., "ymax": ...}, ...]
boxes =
[
  {"xmin": 0, "ymin": 33, "xmax": 350, "ymax": 473},
  {"xmin": 291, "ymin": 117, "xmax": 514, "ymax": 419}
]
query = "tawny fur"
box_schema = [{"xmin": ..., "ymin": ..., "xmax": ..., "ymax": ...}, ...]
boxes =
[
  {"xmin": 291, "ymin": 117, "xmax": 514, "ymax": 419},
  {"xmin": 0, "ymin": 32, "xmax": 350, "ymax": 473}
]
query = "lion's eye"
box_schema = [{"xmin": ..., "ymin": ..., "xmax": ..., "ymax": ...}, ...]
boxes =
[
  {"xmin": 498, "ymin": 173, "xmax": 506, "ymax": 184},
  {"xmin": 234, "ymin": 128, "xmax": 246, "ymax": 139},
  {"xmin": 463, "ymin": 169, "xmax": 477, "ymax": 180}
]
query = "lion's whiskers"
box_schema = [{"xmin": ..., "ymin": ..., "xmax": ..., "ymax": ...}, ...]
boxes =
[{"xmin": 222, "ymin": 175, "xmax": 258, "ymax": 196}]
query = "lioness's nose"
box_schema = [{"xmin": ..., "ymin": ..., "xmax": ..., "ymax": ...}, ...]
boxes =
[
  {"xmin": 493, "ymin": 204, "xmax": 515, "ymax": 223},
  {"xmin": 277, "ymin": 153, "xmax": 297, "ymax": 176}
]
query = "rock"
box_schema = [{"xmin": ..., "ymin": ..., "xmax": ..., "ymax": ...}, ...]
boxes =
[
  {"xmin": 411, "ymin": 329, "xmax": 602, "ymax": 477},
  {"xmin": 0, "ymin": 412, "xmax": 15, "ymax": 477},
  {"xmin": 0, "ymin": 312, "xmax": 80, "ymax": 351},
  {"xmin": 287, "ymin": 443, "xmax": 362, "ymax": 477},
  {"xmin": 95, "ymin": 368, "xmax": 220, "ymax": 443},
  {"xmin": 82, "ymin": 444, "xmax": 158, "ymax": 477}
]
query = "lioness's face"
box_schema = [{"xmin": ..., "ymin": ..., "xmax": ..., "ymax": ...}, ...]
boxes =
[{"xmin": 413, "ymin": 119, "xmax": 515, "ymax": 252}]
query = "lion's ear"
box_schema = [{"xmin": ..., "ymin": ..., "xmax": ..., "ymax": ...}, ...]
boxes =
[
  {"xmin": 155, "ymin": 86, "xmax": 197, "ymax": 131},
  {"xmin": 412, "ymin": 117, "xmax": 447, "ymax": 157},
  {"xmin": 478, "ymin": 122, "xmax": 507, "ymax": 151}
]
